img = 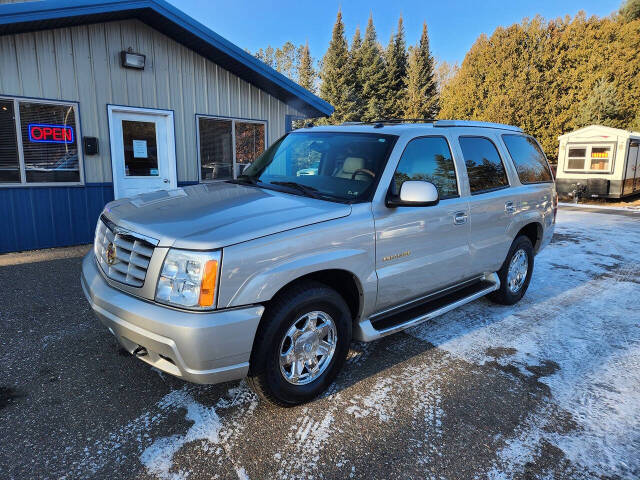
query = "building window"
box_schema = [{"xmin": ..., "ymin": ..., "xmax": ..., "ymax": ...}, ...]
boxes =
[
  {"xmin": 393, "ymin": 136, "xmax": 459, "ymax": 199},
  {"xmin": 458, "ymin": 136, "xmax": 510, "ymax": 194},
  {"xmin": 564, "ymin": 144, "xmax": 615, "ymax": 173},
  {"xmin": 198, "ymin": 115, "xmax": 266, "ymax": 181},
  {"xmin": 501, "ymin": 134, "xmax": 553, "ymax": 184},
  {"xmin": 0, "ymin": 96, "xmax": 82, "ymax": 185}
]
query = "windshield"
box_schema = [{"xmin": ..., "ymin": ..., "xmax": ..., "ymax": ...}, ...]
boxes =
[{"xmin": 239, "ymin": 131, "xmax": 398, "ymax": 202}]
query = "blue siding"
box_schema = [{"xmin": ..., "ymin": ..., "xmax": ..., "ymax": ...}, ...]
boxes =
[{"xmin": 0, "ymin": 183, "xmax": 114, "ymax": 254}]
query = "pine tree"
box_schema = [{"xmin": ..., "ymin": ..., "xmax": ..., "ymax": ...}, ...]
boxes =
[
  {"xmin": 620, "ymin": 0, "xmax": 640, "ymax": 22},
  {"xmin": 297, "ymin": 41, "xmax": 316, "ymax": 93},
  {"xmin": 274, "ymin": 42, "xmax": 297, "ymax": 80},
  {"xmin": 349, "ymin": 26, "xmax": 364, "ymax": 120},
  {"xmin": 319, "ymin": 10, "xmax": 358, "ymax": 124},
  {"xmin": 383, "ymin": 16, "xmax": 408, "ymax": 118},
  {"xmin": 577, "ymin": 78, "xmax": 621, "ymax": 126},
  {"xmin": 405, "ymin": 22, "xmax": 439, "ymax": 119},
  {"xmin": 359, "ymin": 14, "xmax": 386, "ymax": 121}
]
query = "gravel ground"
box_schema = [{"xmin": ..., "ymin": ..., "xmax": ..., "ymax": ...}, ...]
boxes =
[{"xmin": 0, "ymin": 207, "xmax": 638, "ymax": 480}]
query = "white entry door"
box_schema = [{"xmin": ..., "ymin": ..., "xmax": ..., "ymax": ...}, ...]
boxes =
[{"xmin": 108, "ymin": 106, "xmax": 177, "ymax": 199}]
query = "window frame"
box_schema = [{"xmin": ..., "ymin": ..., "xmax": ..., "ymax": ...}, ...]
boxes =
[
  {"xmin": 563, "ymin": 142, "xmax": 616, "ymax": 174},
  {"xmin": 458, "ymin": 135, "xmax": 511, "ymax": 195},
  {"xmin": 0, "ymin": 94, "xmax": 84, "ymax": 187},
  {"xmin": 393, "ymin": 135, "xmax": 461, "ymax": 200},
  {"xmin": 196, "ymin": 114, "xmax": 268, "ymax": 183},
  {"xmin": 501, "ymin": 134, "xmax": 554, "ymax": 185}
]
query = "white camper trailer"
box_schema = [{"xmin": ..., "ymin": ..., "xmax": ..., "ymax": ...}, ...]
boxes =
[{"xmin": 556, "ymin": 125, "xmax": 640, "ymax": 199}]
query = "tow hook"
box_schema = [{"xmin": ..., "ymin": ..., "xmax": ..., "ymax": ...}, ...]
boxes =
[{"xmin": 133, "ymin": 346, "xmax": 148, "ymax": 357}]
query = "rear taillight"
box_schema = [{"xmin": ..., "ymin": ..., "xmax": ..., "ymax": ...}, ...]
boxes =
[{"xmin": 552, "ymin": 187, "xmax": 558, "ymax": 223}]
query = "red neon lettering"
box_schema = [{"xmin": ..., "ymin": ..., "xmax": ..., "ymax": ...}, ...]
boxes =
[
  {"xmin": 63, "ymin": 129, "xmax": 72, "ymax": 141},
  {"xmin": 43, "ymin": 127, "xmax": 53, "ymax": 138},
  {"xmin": 53, "ymin": 128, "xmax": 62, "ymax": 141},
  {"xmin": 31, "ymin": 126, "xmax": 43, "ymax": 139}
]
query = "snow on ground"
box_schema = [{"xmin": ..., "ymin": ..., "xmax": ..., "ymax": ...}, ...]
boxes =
[
  {"xmin": 60, "ymin": 209, "xmax": 639, "ymax": 479},
  {"xmin": 407, "ymin": 209, "xmax": 640, "ymax": 478}
]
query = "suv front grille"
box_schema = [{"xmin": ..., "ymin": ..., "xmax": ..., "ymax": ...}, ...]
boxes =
[{"xmin": 94, "ymin": 217, "xmax": 155, "ymax": 288}]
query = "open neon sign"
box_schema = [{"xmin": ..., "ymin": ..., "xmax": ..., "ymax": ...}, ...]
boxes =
[{"xmin": 28, "ymin": 124, "xmax": 74, "ymax": 144}]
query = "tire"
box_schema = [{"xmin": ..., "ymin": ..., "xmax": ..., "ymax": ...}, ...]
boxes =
[
  {"xmin": 488, "ymin": 235, "xmax": 534, "ymax": 305},
  {"xmin": 246, "ymin": 281, "xmax": 352, "ymax": 406}
]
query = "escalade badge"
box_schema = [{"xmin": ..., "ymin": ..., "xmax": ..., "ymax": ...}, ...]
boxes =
[{"xmin": 105, "ymin": 242, "xmax": 118, "ymax": 265}]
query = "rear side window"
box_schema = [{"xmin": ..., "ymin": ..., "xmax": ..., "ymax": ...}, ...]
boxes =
[
  {"xmin": 502, "ymin": 134, "xmax": 553, "ymax": 183},
  {"xmin": 393, "ymin": 136, "xmax": 458, "ymax": 199},
  {"xmin": 458, "ymin": 136, "xmax": 509, "ymax": 194}
]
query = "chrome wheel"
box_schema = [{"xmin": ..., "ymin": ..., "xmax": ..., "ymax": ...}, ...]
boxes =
[
  {"xmin": 507, "ymin": 248, "xmax": 529, "ymax": 294},
  {"xmin": 279, "ymin": 311, "xmax": 337, "ymax": 385}
]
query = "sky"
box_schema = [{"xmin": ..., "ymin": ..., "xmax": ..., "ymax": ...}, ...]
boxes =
[{"xmin": 167, "ymin": 0, "xmax": 621, "ymax": 65}]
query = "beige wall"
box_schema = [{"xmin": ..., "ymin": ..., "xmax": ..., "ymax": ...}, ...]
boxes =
[{"xmin": 0, "ymin": 19, "xmax": 306, "ymax": 183}]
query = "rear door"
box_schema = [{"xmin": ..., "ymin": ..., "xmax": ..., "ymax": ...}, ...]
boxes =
[
  {"xmin": 373, "ymin": 135, "xmax": 471, "ymax": 311},
  {"xmin": 623, "ymin": 141, "xmax": 639, "ymax": 196},
  {"xmin": 457, "ymin": 135, "xmax": 514, "ymax": 275}
]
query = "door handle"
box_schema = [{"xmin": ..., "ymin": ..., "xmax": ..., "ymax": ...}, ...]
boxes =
[
  {"xmin": 163, "ymin": 178, "xmax": 169, "ymax": 183},
  {"xmin": 505, "ymin": 201, "xmax": 516, "ymax": 214},
  {"xmin": 454, "ymin": 211, "xmax": 468, "ymax": 225}
]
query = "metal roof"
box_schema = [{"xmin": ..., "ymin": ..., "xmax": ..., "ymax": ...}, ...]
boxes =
[{"xmin": 0, "ymin": 0, "xmax": 333, "ymax": 118}]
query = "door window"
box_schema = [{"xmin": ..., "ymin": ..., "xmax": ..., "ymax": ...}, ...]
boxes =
[
  {"xmin": 501, "ymin": 134, "xmax": 553, "ymax": 184},
  {"xmin": 121, "ymin": 120, "xmax": 158, "ymax": 176},
  {"xmin": 459, "ymin": 136, "xmax": 509, "ymax": 194},
  {"xmin": 393, "ymin": 136, "xmax": 458, "ymax": 199}
]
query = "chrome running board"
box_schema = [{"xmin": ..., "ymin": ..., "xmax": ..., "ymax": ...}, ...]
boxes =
[{"xmin": 356, "ymin": 273, "xmax": 500, "ymax": 342}]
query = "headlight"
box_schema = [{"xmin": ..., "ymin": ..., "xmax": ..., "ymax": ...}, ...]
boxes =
[{"xmin": 155, "ymin": 249, "xmax": 221, "ymax": 309}]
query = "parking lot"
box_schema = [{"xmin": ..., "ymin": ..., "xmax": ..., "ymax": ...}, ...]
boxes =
[{"xmin": 1, "ymin": 207, "xmax": 639, "ymax": 480}]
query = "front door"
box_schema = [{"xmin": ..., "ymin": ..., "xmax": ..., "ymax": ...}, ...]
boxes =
[
  {"xmin": 373, "ymin": 136, "xmax": 471, "ymax": 311},
  {"xmin": 108, "ymin": 106, "xmax": 177, "ymax": 199}
]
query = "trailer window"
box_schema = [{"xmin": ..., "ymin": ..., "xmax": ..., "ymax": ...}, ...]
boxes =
[
  {"xmin": 566, "ymin": 147, "xmax": 586, "ymax": 170},
  {"xmin": 590, "ymin": 147, "xmax": 611, "ymax": 171}
]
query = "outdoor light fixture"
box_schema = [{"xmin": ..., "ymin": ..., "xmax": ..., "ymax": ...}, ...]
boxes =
[{"xmin": 120, "ymin": 49, "xmax": 146, "ymax": 70}]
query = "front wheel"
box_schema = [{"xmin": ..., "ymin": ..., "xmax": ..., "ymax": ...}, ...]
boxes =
[
  {"xmin": 488, "ymin": 235, "xmax": 534, "ymax": 305},
  {"xmin": 247, "ymin": 281, "xmax": 352, "ymax": 406}
]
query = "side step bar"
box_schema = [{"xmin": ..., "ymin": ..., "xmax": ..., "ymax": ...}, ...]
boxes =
[{"xmin": 356, "ymin": 273, "xmax": 500, "ymax": 342}]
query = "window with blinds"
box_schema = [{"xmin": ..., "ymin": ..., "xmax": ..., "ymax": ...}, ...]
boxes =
[{"xmin": 0, "ymin": 96, "xmax": 82, "ymax": 185}]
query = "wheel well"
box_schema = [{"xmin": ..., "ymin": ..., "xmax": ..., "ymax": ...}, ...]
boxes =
[
  {"xmin": 268, "ymin": 270, "xmax": 362, "ymax": 321},
  {"xmin": 517, "ymin": 222, "xmax": 542, "ymax": 252}
]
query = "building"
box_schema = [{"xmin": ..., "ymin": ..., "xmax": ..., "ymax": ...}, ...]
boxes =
[
  {"xmin": 556, "ymin": 125, "xmax": 640, "ymax": 199},
  {"xmin": 0, "ymin": 0, "xmax": 332, "ymax": 253}
]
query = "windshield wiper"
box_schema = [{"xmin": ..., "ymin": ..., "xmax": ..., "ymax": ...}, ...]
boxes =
[
  {"xmin": 228, "ymin": 175, "xmax": 259, "ymax": 186},
  {"xmin": 269, "ymin": 181, "xmax": 322, "ymax": 198}
]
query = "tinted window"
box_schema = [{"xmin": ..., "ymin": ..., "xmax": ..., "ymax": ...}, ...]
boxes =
[
  {"xmin": 502, "ymin": 134, "xmax": 553, "ymax": 183},
  {"xmin": 459, "ymin": 137, "xmax": 509, "ymax": 194},
  {"xmin": 0, "ymin": 100, "xmax": 20, "ymax": 183},
  {"xmin": 393, "ymin": 136, "xmax": 458, "ymax": 199}
]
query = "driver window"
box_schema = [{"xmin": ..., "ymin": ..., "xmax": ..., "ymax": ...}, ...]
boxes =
[{"xmin": 393, "ymin": 136, "xmax": 459, "ymax": 199}]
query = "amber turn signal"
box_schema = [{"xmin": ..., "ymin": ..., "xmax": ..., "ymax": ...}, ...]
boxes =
[{"xmin": 198, "ymin": 260, "xmax": 218, "ymax": 307}]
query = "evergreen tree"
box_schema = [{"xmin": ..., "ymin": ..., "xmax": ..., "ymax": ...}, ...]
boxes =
[
  {"xmin": 319, "ymin": 10, "xmax": 358, "ymax": 124},
  {"xmin": 383, "ymin": 16, "xmax": 408, "ymax": 118},
  {"xmin": 349, "ymin": 26, "xmax": 365, "ymax": 120},
  {"xmin": 274, "ymin": 42, "xmax": 297, "ymax": 80},
  {"xmin": 577, "ymin": 78, "xmax": 621, "ymax": 126},
  {"xmin": 620, "ymin": 0, "xmax": 640, "ymax": 22},
  {"xmin": 359, "ymin": 15, "xmax": 386, "ymax": 121},
  {"xmin": 297, "ymin": 41, "xmax": 316, "ymax": 93},
  {"xmin": 405, "ymin": 22, "xmax": 439, "ymax": 118}
]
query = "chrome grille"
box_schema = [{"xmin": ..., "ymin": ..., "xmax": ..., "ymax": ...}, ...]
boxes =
[{"xmin": 94, "ymin": 217, "xmax": 155, "ymax": 287}]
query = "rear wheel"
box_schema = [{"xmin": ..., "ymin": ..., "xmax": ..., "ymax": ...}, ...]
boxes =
[
  {"xmin": 247, "ymin": 281, "xmax": 352, "ymax": 406},
  {"xmin": 488, "ymin": 235, "xmax": 534, "ymax": 305}
]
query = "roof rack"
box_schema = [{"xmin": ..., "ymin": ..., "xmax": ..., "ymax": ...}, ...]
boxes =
[{"xmin": 341, "ymin": 119, "xmax": 523, "ymax": 132}]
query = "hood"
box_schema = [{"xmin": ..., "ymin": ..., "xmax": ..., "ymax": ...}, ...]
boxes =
[{"xmin": 103, "ymin": 182, "xmax": 351, "ymax": 249}]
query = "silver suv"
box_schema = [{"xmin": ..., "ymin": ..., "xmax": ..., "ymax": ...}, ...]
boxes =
[{"xmin": 81, "ymin": 120, "xmax": 557, "ymax": 406}]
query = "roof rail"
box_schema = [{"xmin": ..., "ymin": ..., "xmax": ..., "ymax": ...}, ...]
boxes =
[
  {"xmin": 342, "ymin": 118, "xmax": 436, "ymax": 126},
  {"xmin": 434, "ymin": 120, "xmax": 523, "ymax": 132}
]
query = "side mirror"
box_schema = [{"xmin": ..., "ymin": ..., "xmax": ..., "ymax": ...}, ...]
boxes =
[{"xmin": 386, "ymin": 180, "xmax": 439, "ymax": 207}]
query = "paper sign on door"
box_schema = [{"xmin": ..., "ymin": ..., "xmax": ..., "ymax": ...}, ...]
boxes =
[{"xmin": 133, "ymin": 140, "xmax": 148, "ymax": 158}]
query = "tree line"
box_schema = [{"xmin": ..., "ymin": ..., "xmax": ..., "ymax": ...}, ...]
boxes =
[{"xmin": 255, "ymin": 0, "xmax": 640, "ymax": 162}]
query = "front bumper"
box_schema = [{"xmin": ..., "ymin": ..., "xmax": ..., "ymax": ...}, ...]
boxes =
[{"xmin": 81, "ymin": 252, "xmax": 264, "ymax": 384}]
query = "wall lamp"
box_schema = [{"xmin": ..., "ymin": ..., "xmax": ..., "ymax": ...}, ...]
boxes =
[{"xmin": 121, "ymin": 49, "xmax": 146, "ymax": 70}]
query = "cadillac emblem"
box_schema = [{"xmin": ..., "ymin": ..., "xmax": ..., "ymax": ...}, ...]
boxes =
[{"xmin": 105, "ymin": 242, "xmax": 117, "ymax": 265}]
